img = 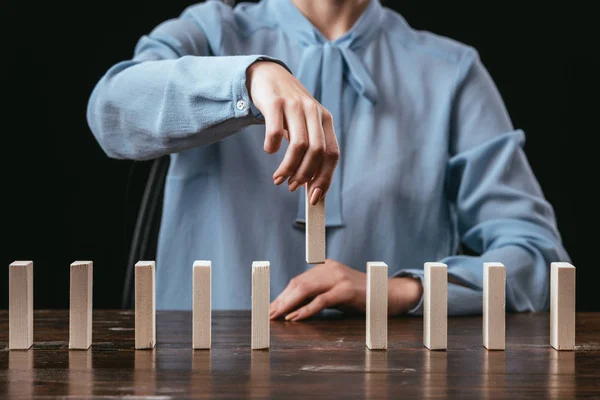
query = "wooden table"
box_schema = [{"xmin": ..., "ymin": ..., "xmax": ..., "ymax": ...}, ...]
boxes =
[{"xmin": 1, "ymin": 310, "xmax": 599, "ymax": 399}]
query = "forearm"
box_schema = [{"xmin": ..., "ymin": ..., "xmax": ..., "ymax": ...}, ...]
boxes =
[
  {"xmin": 394, "ymin": 234, "xmax": 568, "ymax": 316},
  {"xmin": 86, "ymin": 55, "xmax": 271, "ymax": 160}
]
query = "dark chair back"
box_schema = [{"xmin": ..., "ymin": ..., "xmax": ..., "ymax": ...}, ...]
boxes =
[{"xmin": 121, "ymin": 155, "xmax": 170, "ymax": 308}]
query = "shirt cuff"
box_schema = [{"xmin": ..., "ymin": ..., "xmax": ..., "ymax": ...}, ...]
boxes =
[
  {"xmin": 392, "ymin": 269, "xmax": 425, "ymax": 316},
  {"xmin": 233, "ymin": 55, "xmax": 292, "ymax": 121}
]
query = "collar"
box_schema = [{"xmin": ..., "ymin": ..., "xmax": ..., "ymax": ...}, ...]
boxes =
[{"xmin": 268, "ymin": 0, "xmax": 385, "ymax": 50}]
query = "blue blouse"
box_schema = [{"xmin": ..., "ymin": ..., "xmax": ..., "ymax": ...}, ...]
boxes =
[{"xmin": 86, "ymin": 0, "xmax": 570, "ymax": 314}]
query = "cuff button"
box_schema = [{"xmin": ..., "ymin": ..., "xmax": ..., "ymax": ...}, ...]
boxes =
[{"xmin": 236, "ymin": 100, "xmax": 247, "ymax": 110}]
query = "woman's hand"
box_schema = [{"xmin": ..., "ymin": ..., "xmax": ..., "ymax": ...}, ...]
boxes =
[
  {"xmin": 247, "ymin": 61, "xmax": 339, "ymax": 205},
  {"xmin": 269, "ymin": 259, "xmax": 423, "ymax": 321}
]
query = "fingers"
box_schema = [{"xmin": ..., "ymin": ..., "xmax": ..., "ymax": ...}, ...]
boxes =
[
  {"xmin": 287, "ymin": 101, "xmax": 325, "ymax": 192},
  {"xmin": 263, "ymin": 97, "xmax": 285, "ymax": 156},
  {"xmin": 269, "ymin": 274, "xmax": 331, "ymax": 320},
  {"xmin": 285, "ymin": 281, "xmax": 353, "ymax": 321},
  {"xmin": 270, "ymin": 262, "xmax": 339, "ymax": 320},
  {"xmin": 269, "ymin": 280, "xmax": 301, "ymax": 320},
  {"xmin": 273, "ymin": 100, "xmax": 308, "ymax": 188},
  {"xmin": 270, "ymin": 98, "xmax": 338, "ymax": 200},
  {"xmin": 307, "ymin": 110, "xmax": 339, "ymax": 205}
]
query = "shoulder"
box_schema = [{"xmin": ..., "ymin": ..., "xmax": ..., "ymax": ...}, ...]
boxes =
[
  {"xmin": 179, "ymin": 1, "xmax": 276, "ymax": 45},
  {"xmin": 143, "ymin": 1, "xmax": 276, "ymax": 56},
  {"xmin": 379, "ymin": 6, "xmax": 479, "ymax": 72}
]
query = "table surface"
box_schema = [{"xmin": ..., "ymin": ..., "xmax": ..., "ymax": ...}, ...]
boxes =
[{"xmin": 1, "ymin": 310, "xmax": 599, "ymax": 399}]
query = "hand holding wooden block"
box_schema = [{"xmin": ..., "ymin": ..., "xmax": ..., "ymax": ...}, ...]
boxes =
[
  {"xmin": 69, "ymin": 261, "xmax": 93, "ymax": 350},
  {"xmin": 135, "ymin": 261, "xmax": 156, "ymax": 349},
  {"xmin": 9, "ymin": 261, "xmax": 34, "ymax": 350},
  {"xmin": 366, "ymin": 262, "xmax": 388, "ymax": 350}
]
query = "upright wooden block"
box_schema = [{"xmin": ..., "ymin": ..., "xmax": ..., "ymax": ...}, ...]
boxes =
[
  {"xmin": 550, "ymin": 262, "xmax": 575, "ymax": 350},
  {"xmin": 193, "ymin": 260, "xmax": 211, "ymax": 349},
  {"xmin": 9, "ymin": 261, "xmax": 33, "ymax": 350},
  {"xmin": 424, "ymin": 262, "xmax": 447, "ymax": 350},
  {"xmin": 69, "ymin": 261, "xmax": 93, "ymax": 350},
  {"xmin": 135, "ymin": 261, "xmax": 156, "ymax": 349},
  {"xmin": 251, "ymin": 261, "xmax": 270, "ymax": 349},
  {"xmin": 483, "ymin": 262, "xmax": 506, "ymax": 350},
  {"xmin": 366, "ymin": 262, "xmax": 388, "ymax": 350},
  {"xmin": 305, "ymin": 186, "xmax": 325, "ymax": 264}
]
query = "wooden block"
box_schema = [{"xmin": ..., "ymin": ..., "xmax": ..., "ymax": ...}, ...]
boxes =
[
  {"xmin": 135, "ymin": 261, "xmax": 156, "ymax": 349},
  {"xmin": 193, "ymin": 260, "xmax": 211, "ymax": 349},
  {"xmin": 483, "ymin": 262, "xmax": 506, "ymax": 350},
  {"xmin": 251, "ymin": 261, "xmax": 270, "ymax": 349},
  {"xmin": 550, "ymin": 262, "xmax": 575, "ymax": 350},
  {"xmin": 69, "ymin": 261, "xmax": 93, "ymax": 350},
  {"xmin": 305, "ymin": 186, "xmax": 325, "ymax": 264},
  {"xmin": 9, "ymin": 261, "xmax": 34, "ymax": 350},
  {"xmin": 366, "ymin": 262, "xmax": 388, "ymax": 350},
  {"xmin": 424, "ymin": 262, "xmax": 447, "ymax": 350}
]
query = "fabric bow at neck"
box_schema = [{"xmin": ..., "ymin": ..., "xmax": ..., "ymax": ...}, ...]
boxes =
[{"xmin": 270, "ymin": 0, "xmax": 384, "ymax": 228}]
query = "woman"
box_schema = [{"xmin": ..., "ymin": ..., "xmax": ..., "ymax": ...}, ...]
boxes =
[{"xmin": 86, "ymin": 0, "xmax": 570, "ymax": 319}]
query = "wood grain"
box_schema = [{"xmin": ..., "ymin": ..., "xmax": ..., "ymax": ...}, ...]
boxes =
[{"xmin": 0, "ymin": 311, "xmax": 599, "ymax": 399}]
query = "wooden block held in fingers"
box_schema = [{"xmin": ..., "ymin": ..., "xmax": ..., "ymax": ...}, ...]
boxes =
[
  {"xmin": 305, "ymin": 187, "xmax": 325, "ymax": 264},
  {"xmin": 483, "ymin": 262, "xmax": 506, "ymax": 350},
  {"xmin": 424, "ymin": 262, "xmax": 447, "ymax": 350},
  {"xmin": 193, "ymin": 260, "xmax": 211, "ymax": 349},
  {"xmin": 551, "ymin": 262, "xmax": 575, "ymax": 350},
  {"xmin": 135, "ymin": 261, "xmax": 156, "ymax": 349},
  {"xmin": 251, "ymin": 261, "xmax": 270, "ymax": 350},
  {"xmin": 69, "ymin": 261, "xmax": 93, "ymax": 350},
  {"xmin": 9, "ymin": 261, "xmax": 34, "ymax": 350},
  {"xmin": 366, "ymin": 262, "xmax": 388, "ymax": 350}
]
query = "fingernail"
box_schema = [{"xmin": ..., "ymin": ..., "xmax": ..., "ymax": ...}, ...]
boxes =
[
  {"xmin": 310, "ymin": 188, "xmax": 323, "ymax": 205},
  {"xmin": 285, "ymin": 312, "xmax": 298, "ymax": 321},
  {"xmin": 288, "ymin": 181, "xmax": 299, "ymax": 192},
  {"xmin": 274, "ymin": 176, "xmax": 285, "ymax": 185}
]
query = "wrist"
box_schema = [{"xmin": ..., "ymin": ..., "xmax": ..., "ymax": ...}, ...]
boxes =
[
  {"xmin": 246, "ymin": 60, "xmax": 264, "ymax": 100},
  {"xmin": 388, "ymin": 276, "xmax": 423, "ymax": 316},
  {"xmin": 246, "ymin": 60, "xmax": 278, "ymax": 100}
]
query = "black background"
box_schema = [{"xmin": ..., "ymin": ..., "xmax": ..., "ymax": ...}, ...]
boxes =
[{"xmin": 2, "ymin": 1, "xmax": 598, "ymax": 310}]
